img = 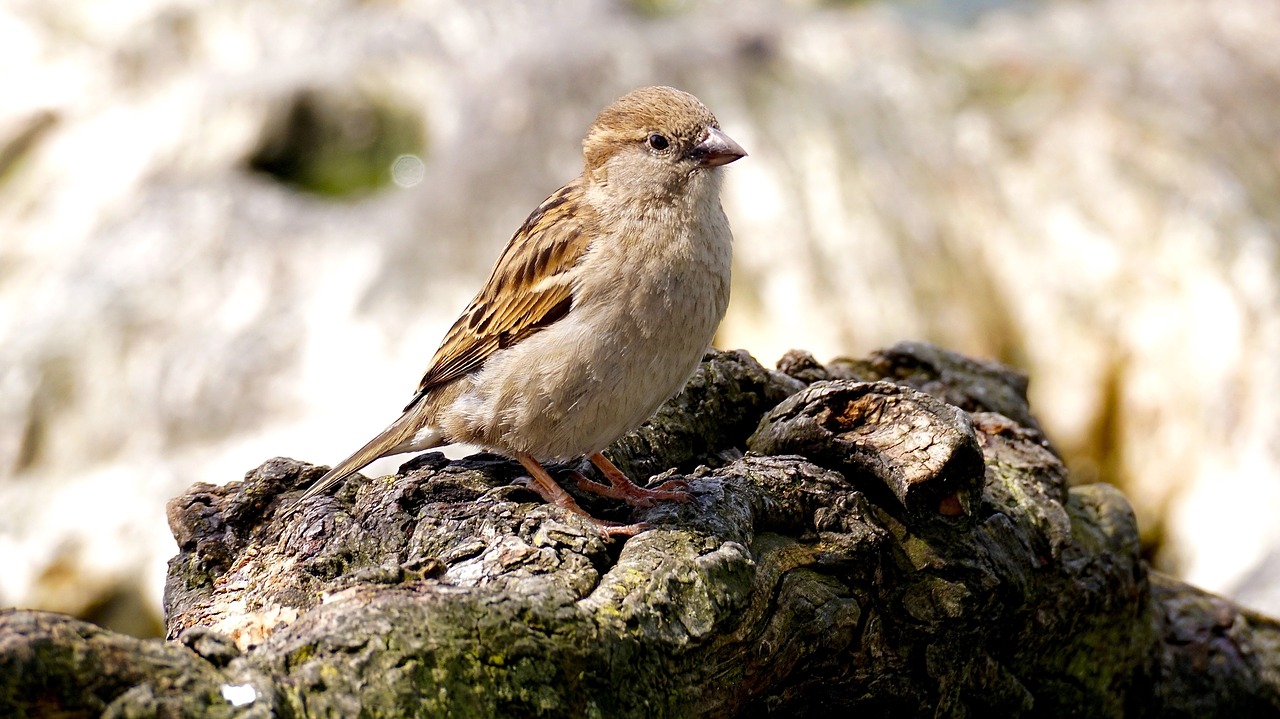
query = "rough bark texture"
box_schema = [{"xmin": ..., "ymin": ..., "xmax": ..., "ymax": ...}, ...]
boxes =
[{"xmin": 4, "ymin": 343, "xmax": 1280, "ymax": 718}]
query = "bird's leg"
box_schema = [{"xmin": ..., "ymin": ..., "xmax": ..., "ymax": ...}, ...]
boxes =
[
  {"xmin": 569, "ymin": 451, "xmax": 692, "ymax": 509},
  {"xmin": 514, "ymin": 452, "xmax": 648, "ymax": 537}
]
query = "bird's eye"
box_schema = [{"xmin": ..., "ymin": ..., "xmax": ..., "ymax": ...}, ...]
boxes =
[{"xmin": 646, "ymin": 133, "xmax": 670, "ymax": 151}]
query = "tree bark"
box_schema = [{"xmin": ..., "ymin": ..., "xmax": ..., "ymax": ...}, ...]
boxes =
[{"xmin": 4, "ymin": 344, "xmax": 1279, "ymax": 718}]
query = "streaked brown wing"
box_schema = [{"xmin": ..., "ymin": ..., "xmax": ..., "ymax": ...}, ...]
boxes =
[{"xmin": 403, "ymin": 180, "xmax": 594, "ymax": 411}]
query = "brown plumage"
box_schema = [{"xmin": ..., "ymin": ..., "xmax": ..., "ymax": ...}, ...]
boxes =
[{"xmin": 299, "ymin": 86, "xmax": 746, "ymax": 533}]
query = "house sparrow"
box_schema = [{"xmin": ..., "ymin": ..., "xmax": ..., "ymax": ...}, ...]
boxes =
[{"xmin": 299, "ymin": 86, "xmax": 746, "ymax": 534}]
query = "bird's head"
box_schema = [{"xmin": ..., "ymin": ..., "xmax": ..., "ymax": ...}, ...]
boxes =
[{"xmin": 582, "ymin": 86, "xmax": 746, "ymax": 202}]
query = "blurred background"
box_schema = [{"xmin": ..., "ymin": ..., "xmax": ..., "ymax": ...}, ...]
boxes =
[{"xmin": 3, "ymin": 0, "xmax": 1279, "ymax": 637}]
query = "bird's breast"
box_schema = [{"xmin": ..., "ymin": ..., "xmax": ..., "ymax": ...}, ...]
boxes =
[{"xmin": 579, "ymin": 204, "xmax": 732, "ymax": 333}]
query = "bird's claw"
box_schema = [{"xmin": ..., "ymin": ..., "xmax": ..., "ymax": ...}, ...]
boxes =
[
  {"xmin": 650, "ymin": 478, "xmax": 692, "ymax": 494},
  {"xmin": 592, "ymin": 520, "xmax": 651, "ymax": 538}
]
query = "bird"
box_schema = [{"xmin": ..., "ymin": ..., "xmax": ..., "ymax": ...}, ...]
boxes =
[{"xmin": 298, "ymin": 86, "xmax": 746, "ymax": 534}]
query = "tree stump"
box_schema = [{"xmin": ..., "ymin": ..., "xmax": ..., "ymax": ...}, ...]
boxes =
[{"xmin": 4, "ymin": 344, "xmax": 1279, "ymax": 718}]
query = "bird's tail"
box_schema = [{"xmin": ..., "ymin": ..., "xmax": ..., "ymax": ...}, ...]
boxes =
[{"xmin": 296, "ymin": 407, "xmax": 444, "ymax": 505}]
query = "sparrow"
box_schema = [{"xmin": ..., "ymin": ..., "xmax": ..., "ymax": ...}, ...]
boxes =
[{"xmin": 299, "ymin": 86, "xmax": 746, "ymax": 534}]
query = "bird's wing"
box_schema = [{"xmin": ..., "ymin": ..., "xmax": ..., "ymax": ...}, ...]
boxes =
[{"xmin": 404, "ymin": 179, "xmax": 595, "ymax": 411}]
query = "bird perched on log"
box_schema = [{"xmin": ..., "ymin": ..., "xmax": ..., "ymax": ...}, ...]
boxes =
[{"xmin": 299, "ymin": 86, "xmax": 746, "ymax": 535}]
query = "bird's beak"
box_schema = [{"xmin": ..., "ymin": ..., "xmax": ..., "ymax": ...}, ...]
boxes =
[{"xmin": 689, "ymin": 127, "xmax": 747, "ymax": 167}]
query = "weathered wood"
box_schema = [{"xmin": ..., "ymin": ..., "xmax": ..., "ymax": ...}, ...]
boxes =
[{"xmin": 4, "ymin": 344, "xmax": 1278, "ymax": 718}]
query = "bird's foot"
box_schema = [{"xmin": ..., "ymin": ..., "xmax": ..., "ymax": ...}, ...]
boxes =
[
  {"xmin": 568, "ymin": 471, "xmax": 692, "ymax": 509},
  {"xmin": 512, "ymin": 477, "xmax": 649, "ymax": 538},
  {"xmin": 512, "ymin": 452, "xmax": 653, "ymax": 539}
]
